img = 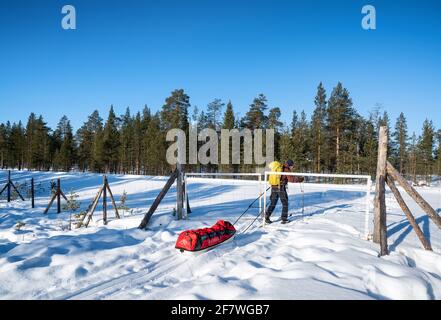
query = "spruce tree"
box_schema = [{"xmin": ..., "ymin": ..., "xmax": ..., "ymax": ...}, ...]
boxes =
[
  {"xmin": 120, "ymin": 107, "xmax": 134, "ymax": 173},
  {"xmin": 436, "ymin": 129, "xmax": 441, "ymax": 176},
  {"xmin": 218, "ymin": 101, "xmax": 237, "ymax": 172},
  {"xmin": 54, "ymin": 116, "xmax": 76, "ymax": 171},
  {"xmin": 267, "ymin": 107, "xmax": 283, "ymax": 161},
  {"xmin": 143, "ymin": 113, "xmax": 165, "ymax": 175},
  {"xmin": 132, "ymin": 112, "xmax": 143, "ymax": 174},
  {"xmin": 291, "ymin": 111, "xmax": 311, "ymax": 171},
  {"xmin": 102, "ymin": 106, "xmax": 121, "ymax": 173},
  {"xmin": 279, "ymin": 126, "xmax": 294, "ymax": 165},
  {"xmin": 361, "ymin": 117, "xmax": 378, "ymax": 177},
  {"xmin": 408, "ymin": 133, "xmax": 419, "ymax": 183},
  {"xmin": 222, "ymin": 101, "xmax": 236, "ymax": 130},
  {"xmin": 326, "ymin": 82, "xmax": 357, "ymax": 173},
  {"xmin": 25, "ymin": 113, "xmax": 37, "ymax": 169},
  {"xmin": 8, "ymin": 122, "xmax": 25, "ymax": 170},
  {"xmin": 77, "ymin": 110, "xmax": 103, "ymax": 172},
  {"xmin": 0, "ymin": 124, "xmax": 7, "ymax": 168},
  {"xmin": 392, "ymin": 112, "xmax": 408, "ymax": 174},
  {"xmin": 418, "ymin": 119, "xmax": 435, "ymax": 181},
  {"xmin": 379, "ymin": 111, "xmax": 392, "ymax": 156},
  {"xmin": 3, "ymin": 122, "xmax": 12, "ymax": 168}
]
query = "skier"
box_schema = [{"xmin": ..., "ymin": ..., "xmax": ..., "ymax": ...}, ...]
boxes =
[{"xmin": 265, "ymin": 159, "xmax": 304, "ymax": 224}]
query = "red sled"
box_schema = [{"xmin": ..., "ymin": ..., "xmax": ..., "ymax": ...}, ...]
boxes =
[{"xmin": 175, "ymin": 220, "xmax": 236, "ymax": 253}]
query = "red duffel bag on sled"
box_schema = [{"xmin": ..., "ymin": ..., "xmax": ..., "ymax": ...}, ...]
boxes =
[{"xmin": 175, "ymin": 220, "xmax": 236, "ymax": 252}]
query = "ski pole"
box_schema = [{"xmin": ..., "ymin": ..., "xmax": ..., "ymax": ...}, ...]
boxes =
[
  {"xmin": 241, "ymin": 206, "xmax": 267, "ymax": 234},
  {"xmin": 233, "ymin": 187, "xmax": 271, "ymax": 226}
]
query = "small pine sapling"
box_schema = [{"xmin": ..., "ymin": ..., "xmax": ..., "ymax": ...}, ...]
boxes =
[
  {"xmin": 50, "ymin": 180, "xmax": 57, "ymax": 196},
  {"xmin": 15, "ymin": 221, "xmax": 26, "ymax": 231},
  {"xmin": 73, "ymin": 210, "xmax": 87, "ymax": 229},
  {"xmin": 118, "ymin": 190, "xmax": 131, "ymax": 217},
  {"xmin": 62, "ymin": 189, "xmax": 80, "ymax": 230},
  {"xmin": 11, "ymin": 182, "xmax": 21, "ymax": 201}
]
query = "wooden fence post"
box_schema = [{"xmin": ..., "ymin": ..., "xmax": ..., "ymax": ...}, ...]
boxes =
[
  {"xmin": 139, "ymin": 170, "xmax": 178, "ymax": 229},
  {"xmin": 103, "ymin": 175, "xmax": 107, "ymax": 225},
  {"xmin": 176, "ymin": 163, "xmax": 183, "ymax": 220},
  {"xmin": 387, "ymin": 161, "xmax": 441, "ymax": 230},
  {"xmin": 57, "ymin": 179, "xmax": 61, "ymax": 214},
  {"xmin": 31, "ymin": 178, "xmax": 35, "ymax": 208},
  {"xmin": 374, "ymin": 126, "xmax": 388, "ymax": 256},
  {"xmin": 386, "ymin": 175, "xmax": 432, "ymax": 251},
  {"xmin": 7, "ymin": 170, "xmax": 11, "ymax": 202}
]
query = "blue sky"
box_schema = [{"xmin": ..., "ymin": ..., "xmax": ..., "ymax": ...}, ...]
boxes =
[{"xmin": 0, "ymin": 0, "xmax": 440, "ymax": 135}]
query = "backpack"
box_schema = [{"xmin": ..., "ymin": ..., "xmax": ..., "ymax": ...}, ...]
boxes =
[{"xmin": 268, "ymin": 161, "xmax": 283, "ymax": 186}]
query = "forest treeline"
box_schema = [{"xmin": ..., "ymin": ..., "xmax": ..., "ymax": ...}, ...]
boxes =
[{"xmin": 0, "ymin": 82, "xmax": 440, "ymax": 181}]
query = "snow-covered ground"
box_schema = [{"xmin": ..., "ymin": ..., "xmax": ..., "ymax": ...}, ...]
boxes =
[{"xmin": 1, "ymin": 169, "xmax": 441, "ymax": 300}]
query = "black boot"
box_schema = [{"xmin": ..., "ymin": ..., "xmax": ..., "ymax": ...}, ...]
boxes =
[{"xmin": 265, "ymin": 217, "xmax": 273, "ymax": 224}]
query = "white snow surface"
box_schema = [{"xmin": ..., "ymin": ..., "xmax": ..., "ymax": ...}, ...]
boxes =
[{"xmin": 1, "ymin": 169, "xmax": 441, "ymax": 300}]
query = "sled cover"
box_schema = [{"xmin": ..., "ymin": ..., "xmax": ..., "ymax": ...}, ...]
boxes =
[{"xmin": 175, "ymin": 220, "xmax": 236, "ymax": 252}]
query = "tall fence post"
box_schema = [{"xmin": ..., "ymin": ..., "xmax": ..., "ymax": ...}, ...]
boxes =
[
  {"xmin": 176, "ymin": 163, "xmax": 183, "ymax": 220},
  {"xmin": 374, "ymin": 126, "xmax": 388, "ymax": 256},
  {"xmin": 31, "ymin": 178, "xmax": 35, "ymax": 208},
  {"xmin": 103, "ymin": 175, "xmax": 107, "ymax": 225},
  {"xmin": 7, "ymin": 170, "xmax": 11, "ymax": 202},
  {"xmin": 57, "ymin": 178, "xmax": 61, "ymax": 214}
]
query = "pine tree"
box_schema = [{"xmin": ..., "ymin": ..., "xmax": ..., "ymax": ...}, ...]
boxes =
[
  {"xmin": 243, "ymin": 94, "xmax": 268, "ymax": 130},
  {"xmin": 161, "ymin": 89, "xmax": 190, "ymax": 132},
  {"xmin": 392, "ymin": 112, "xmax": 408, "ymax": 174},
  {"xmin": 311, "ymin": 82, "xmax": 327, "ymax": 173},
  {"xmin": 206, "ymin": 99, "xmax": 225, "ymax": 131}
]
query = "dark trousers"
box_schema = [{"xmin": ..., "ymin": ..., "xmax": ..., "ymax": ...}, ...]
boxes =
[{"xmin": 266, "ymin": 185, "xmax": 288, "ymax": 220}]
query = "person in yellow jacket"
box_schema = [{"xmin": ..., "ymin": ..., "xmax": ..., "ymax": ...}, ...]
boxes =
[{"xmin": 266, "ymin": 159, "xmax": 304, "ymax": 224}]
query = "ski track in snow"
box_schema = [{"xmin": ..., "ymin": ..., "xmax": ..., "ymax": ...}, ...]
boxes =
[{"xmin": 1, "ymin": 170, "xmax": 441, "ymax": 300}]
